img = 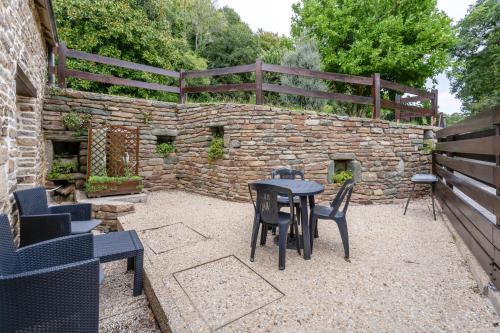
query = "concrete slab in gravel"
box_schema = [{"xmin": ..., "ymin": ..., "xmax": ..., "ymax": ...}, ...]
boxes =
[
  {"xmin": 119, "ymin": 191, "xmax": 500, "ymax": 333},
  {"xmin": 142, "ymin": 223, "xmax": 206, "ymax": 254},
  {"xmin": 174, "ymin": 256, "xmax": 283, "ymax": 330}
]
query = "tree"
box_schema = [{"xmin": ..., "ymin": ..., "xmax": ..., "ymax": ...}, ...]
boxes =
[
  {"xmin": 199, "ymin": 7, "xmax": 259, "ymax": 69},
  {"xmin": 448, "ymin": 0, "xmax": 499, "ymax": 115},
  {"xmin": 54, "ymin": 0, "xmax": 207, "ymax": 102},
  {"xmin": 280, "ymin": 38, "xmax": 328, "ymax": 110},
  {"xmin": 292, "ymin": 0, "xmax": 455, "ymax": 89}
]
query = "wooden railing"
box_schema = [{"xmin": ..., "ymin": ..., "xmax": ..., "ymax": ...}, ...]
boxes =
[
  {"xmin": 433, "ymin": 108, "xmax": 500, "ymax": 287},
  {"xmin": 56, "ymin": 43, "xmax": 437, "ymax": 122}
]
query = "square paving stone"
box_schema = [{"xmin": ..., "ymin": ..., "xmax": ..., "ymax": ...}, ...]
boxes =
[
  {"xmin": 173, "ymin": 256, "xmax": 283, "ymax": 330},
  {"xmin": 142, "ymin": 223, "xmax": 206, "ymax": 254}
]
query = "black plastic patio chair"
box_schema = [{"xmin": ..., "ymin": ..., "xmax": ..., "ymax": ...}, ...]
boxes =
[
  {"xmin": 310, "ymin": 179, "xmax": 354, "ymax": 260},
  {"xmin": 0, "ymin": 214, "xmax": 100, "ymax": 332},
  {"xmin": 271, "ymin": 168, "xmax": 304, "ymax": 235},
  {"xmin": 14, "ymin": 186, "xmax": 101, "ymax": 247},
  {"xmin": 248, "ymin": 183, "xmax": 300, "ymax": 270}
]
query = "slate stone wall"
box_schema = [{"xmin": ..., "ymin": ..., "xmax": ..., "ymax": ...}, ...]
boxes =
[
  {"xmin": 0, "ymin": 1, "xmax": 49, "ymax": 234},
  {"xmin": 44, "ymin": 89, "xmax": 435, "ymax": 204}
]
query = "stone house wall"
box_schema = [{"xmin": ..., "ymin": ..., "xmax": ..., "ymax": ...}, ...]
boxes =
[
  {"xmin": 44, "ymin": 89, "xmax": 435, "ymax": 204},
  {"xmin": 0, "ymin": 1, "xmax": 50, "ymax": 233}
]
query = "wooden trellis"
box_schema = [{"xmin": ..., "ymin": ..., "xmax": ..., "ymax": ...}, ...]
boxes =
[{"xmin": 87, "ymin": 126, "xmax": 139, "ymax": 178}]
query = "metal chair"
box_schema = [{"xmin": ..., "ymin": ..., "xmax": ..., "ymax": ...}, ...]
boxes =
[
  {"xmin": 0, "ymin": 214, "xmax": 100, "ymax": 332},
  {"xmin": 403, "ymin": 173, "xmax": 438, "ymax": 220},
  {"xmin": 248, "ymin": 183, "xmax": 300, "ymax": 270},
  {"xmin": 310, "ymin": 179, "xmax": 354, "ymax": 260},
  {"xmin": 14, "ymin": 186, "xmax": 101, "ymax": 247}
]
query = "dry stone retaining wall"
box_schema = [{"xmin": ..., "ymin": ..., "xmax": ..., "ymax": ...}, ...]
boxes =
[{"xmin": 44, "ymin": 89, "xmax": 435, "ymax": 204}]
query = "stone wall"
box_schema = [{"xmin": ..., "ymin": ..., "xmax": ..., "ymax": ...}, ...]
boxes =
[
  {"xmin": 0, "ymin": 1, "xmax": 50, "ymax": 233},
  {"xmin": 44, "ymin": 89, "xmax": 435, "ymax": 204},
  {"xmin": 43, "ymin": 89, "xmax": 178, "ymax": 191}
]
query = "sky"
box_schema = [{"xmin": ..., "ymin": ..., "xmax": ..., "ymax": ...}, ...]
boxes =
[{"xmin": 217, "ymin": 0, "xmax": 475, "ymax": 114}]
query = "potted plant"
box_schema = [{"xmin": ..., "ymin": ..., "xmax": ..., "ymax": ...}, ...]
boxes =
[{"xmin": 85, "ymin": 175, "xmax": 143, "ymax": 198}]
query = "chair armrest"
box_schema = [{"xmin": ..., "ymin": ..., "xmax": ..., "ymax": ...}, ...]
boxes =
[
  {"xmin": 18, "ymin": 233, "xmax": 94, "ymax": 271},
  {"xmin": 0, "ymin": 259, "xmax": 100, "ymax": 332},
  {"xmin": 19, "ymin": 214, "xmax": 71, "ymax": 247},
  {"xmin": 50, "ymin": 203, "xmax": 92, "ymax": 221}
]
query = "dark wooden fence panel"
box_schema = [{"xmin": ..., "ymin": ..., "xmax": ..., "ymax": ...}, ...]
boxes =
[
  {"xmin": 434, "ymin": 107, "xmax": 500, "ymax": 288},
  {"xmin": 56, "ymin": 43, "xmax": 437, "ymax": 121}
]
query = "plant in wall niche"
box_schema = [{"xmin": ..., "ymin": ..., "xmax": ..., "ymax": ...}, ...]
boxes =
[
  {"xmin": 62, "ymin": 111, "xmax": 92, "ymax": 136},
  {"xmin": 422, "ymin": 139, "xmax": 435, "ymax": 154},
  {"xmin": 156, "ymin": 142, "xmax": 176, "ymax": 158},
  {"xmin": 208, "ymin": 135, "xmax": 224, "ymax": 162},
  {"xmin": 48, "ymin": 159, "xmax": 78, "ymax": 180},
  {"xmin": 142, "ymin": 111, "xmax": 152, "ymax": 124},
  {"xmin": 332, "ymin": 170, "xmax": 353, "ymax": 184}
]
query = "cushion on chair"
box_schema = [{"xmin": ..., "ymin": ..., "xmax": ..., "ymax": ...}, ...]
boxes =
[
  {"xmin": 70, "ymin": 219, "xmax": 101, "ymax": 234},
  {"xmin": 411, "ymin": 174, "xmax": 438, "ymax": 183}
]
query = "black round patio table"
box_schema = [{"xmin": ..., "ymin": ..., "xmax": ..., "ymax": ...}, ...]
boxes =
[{"xmin": 251, "ymin": 179, "xmax": 324, "ymax": 260}]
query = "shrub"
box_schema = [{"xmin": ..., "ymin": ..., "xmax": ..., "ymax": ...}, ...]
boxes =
[
  {"xmin": 62, "ymin": 111, "xmax": 92, "ymax": 136},
  {"xmin": 332, "ymin": 170, "xmax": 353, "ymax": 184},
  {"xmin": 156, "ymin": 142, "xmax": 176, "ymax": 157},
  {"xmin": 208, "ymin": 135, "xmax": 224, "ymax": 162}
]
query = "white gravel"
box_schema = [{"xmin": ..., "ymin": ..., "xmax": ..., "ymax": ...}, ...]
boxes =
[{"xmin": 119, "ymin": 191, "xmax": 499, "ymax": 332}]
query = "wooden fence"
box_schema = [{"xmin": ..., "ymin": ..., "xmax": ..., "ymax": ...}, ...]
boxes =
[
  {"xmin": 56, "ymin": 43, "xmax": 438, "ymax": 122},
  {"xmin": 433, "ymin": 108, "xmax": 500, "ymax": 287}
]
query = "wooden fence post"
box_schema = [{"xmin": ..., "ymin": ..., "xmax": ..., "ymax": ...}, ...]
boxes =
[
  {"xmin": 496, "ymin": 122, "xmax": 499, "ymax": 226},
  {"xmin": 179, "ymin": 70, "xmax": 186, "ymax": 103},
  {"xmin": 431, "ymin": 89, "xmax": 438, "ymax": 126},
  {"xmin": 372, "ymin": 73, "xmax": 381, "ymax": 119},
  {"xmin": 255, "ymin": 58, "xmax": 263, "ymax": 105},
  {"xmin": 57, "ymin": 43, "xmax": 67, "ymax": 88},
  {"xmin": 395, "ymin": 94, "xmax": 401, "ymax": 123}
]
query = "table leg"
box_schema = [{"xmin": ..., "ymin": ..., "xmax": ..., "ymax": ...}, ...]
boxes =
[
  {"xmin": 300, "ymin": 196, "xmax": 311, "ymax": 260},
  {"xmin": 133, "ymin": 251, "xmax": 144, "ymax": 296},
  {"xmin": 127, "ymin": 257, "xmax": 134, "ymax": 271},
  {"xmin": 308, "ymin": 195, "xmax": 318, "ymax": 239}
]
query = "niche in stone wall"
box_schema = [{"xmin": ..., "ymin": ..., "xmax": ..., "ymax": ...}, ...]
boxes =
[
  {"xmin": 152, "ymin": 129, "xmax": 177, "ymax": 160},
  {"xmin": 327, "ymin": 153, "xmax": 361, "ymax": 184}
]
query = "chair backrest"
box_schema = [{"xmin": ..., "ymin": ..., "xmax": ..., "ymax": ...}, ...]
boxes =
[
  {"xmin": 14, "ymin": 187, "xmax": 49, "ymax": 216},
  {"xmin": 330, "ymin": 179, "xmax": 355, "ymax": 217},
  {"xmin": 0, "ymin": 214, "xmax": 19, "ymax": 276},
  {"xmin": 271, "ymin": 168, "xmax": 304, "ymax": 180},
  {"xmin": 249, "ymin": 183, "xmax": 294, "ymax": 225}
]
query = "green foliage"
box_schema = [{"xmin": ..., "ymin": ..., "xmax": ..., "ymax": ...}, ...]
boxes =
[
  {"xmin": 332, "ymin": 170, "xmax": 353, "ymax": 184},
  {"xmin": 54, "ymin": 0, "xmax": 207, "ymax": 102},
  {"xmin": 156, "ymin": 142, "xmax": 176, "ymax": 157},
  {"xmin": 444, "ymin": 112, "xmax": 467, "ymax": 126},
  {"xmin": 142, "ymin": 111, "xmax": 152, "ymax": 124},
  {"xmin": 448, "ymin": 0, "xmax": 499, "ymax": 115},
  {"xmin": 85, "ymin": 175, "xmax": 142, "ymax": 193},
  {"xmin": 422, "ymin": 139, "xmax": 436, "ymax": 154},
  {"xmin": 207, "ymin": 135, "xmax": 224, "ymax": 162},
  {"xmin": 292, "ymin": 0, "xmax": 455, "ymax": 92},
  {"xmin": 280, "ymin": 38, "xmax": 328, "ymax": 110},
  {"xmin": 61, "ymin": 111, "xmax": 92, "ymax": 136},
  {"xmin": 48, "ymin": 159, "xmax": 78, "ymax": 179}
]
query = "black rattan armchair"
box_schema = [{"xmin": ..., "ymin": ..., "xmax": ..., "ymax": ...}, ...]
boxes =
[
  {"xmin": 310, "ymin": 179, "xmax": 354, "ymax": 260},
  {"xmin": 0, "ymin": 214, "xmax": 100, "ymax": 332},
  {"xmin": 14, "ymin": 186, "xmax": 101, "ymax": 247},
  {"xmin": 248, "ymin": 183, "xmax": 300, "ymax": 270}
]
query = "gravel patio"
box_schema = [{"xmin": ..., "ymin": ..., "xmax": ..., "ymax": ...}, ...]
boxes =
[{"xmin": 118, "ymin": 191, "xmax": 499, "ymax": 332}]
